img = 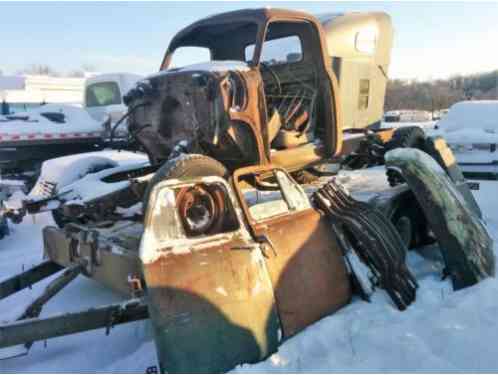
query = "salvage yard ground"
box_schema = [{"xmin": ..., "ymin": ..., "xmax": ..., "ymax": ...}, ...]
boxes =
[{"xmin": 1, "ymin": 177, "xmax": 498, "ymax": 372}]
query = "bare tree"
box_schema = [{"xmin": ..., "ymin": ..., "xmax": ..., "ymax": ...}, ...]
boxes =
[
  {"xmin": 385, "ymin": 70, "xmax": 498, "ymax": 111},
  {"xmin": 19, "ymin": 64, "xmax": 60, "ymax": 77}
]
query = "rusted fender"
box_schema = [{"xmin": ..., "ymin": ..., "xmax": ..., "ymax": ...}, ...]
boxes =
[
  {"xmin": 385, "ymin": 148, "xmax": 495, "ymax": 290},
  {"xmin": 424, "ymin": 136, "xmax": 482, "ymax": 219}
]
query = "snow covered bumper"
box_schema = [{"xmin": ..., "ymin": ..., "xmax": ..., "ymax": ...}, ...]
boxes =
[
  {"xmin": 453, "ymin": 151, "xmax": 498, "ymax": 181},
  {"xmin": 445, "ymin": 137, "xmax": 498, "ymax": 180}
]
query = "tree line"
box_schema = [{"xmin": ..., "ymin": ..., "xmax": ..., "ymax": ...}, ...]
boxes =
[
  {"xmin": 13, "ymin": 64, "xmax": 97, "ymax": 78},
  {"xmin": 385, "ymin": 70, "xmax": 498, "ymax": 112},
  {"xmin": 4, "ymin": 64, "xmax": 497, "ymax": 113}
]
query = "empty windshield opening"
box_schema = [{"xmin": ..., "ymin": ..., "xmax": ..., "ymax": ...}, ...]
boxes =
[
  {"xmin": 169, "ymin": 46, "xmax": 212, "ymax": 68},
  {"xmin": 167, "ymin": 21, "xmax": 259, "ymax": 67}
]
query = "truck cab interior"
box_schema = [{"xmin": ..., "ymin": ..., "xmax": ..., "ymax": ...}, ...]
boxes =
[
  {"xmin": 161, "ymin": 11, "xmax": 338, "ymax": 166},
  {"xmin": 252, "ymin": 20, "xmax": 328, "ymax": 152}
]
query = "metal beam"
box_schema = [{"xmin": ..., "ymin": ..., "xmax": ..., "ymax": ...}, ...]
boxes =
[
  {"xmin": 0, "ymin": 299, "xmax": 149, "ymax": 350},
  {"xmin": 19, "ymin": 263, "xmax": 83, "ymax": 321},
  {"xmin": 0, "ymin": 261, "xmax": 63, "ymax": 300}
]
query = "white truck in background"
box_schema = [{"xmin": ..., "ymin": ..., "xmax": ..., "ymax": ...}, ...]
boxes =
[
  {"xmin": 84, "ymin": 73, "xmax": 143, "ymax": 135},
  {"xmin": 433, "ymin": 100, "xmax": 498, "ymax": 180},
  {"xmin": 0, "ymin": 73, "xmax": 143, "ymax": 193}
]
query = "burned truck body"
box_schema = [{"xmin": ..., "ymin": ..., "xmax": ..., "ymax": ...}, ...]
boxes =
[
  {"xmin": 0, "ymin": 8, "xmax": 495, "ymax": 374},
  {"xmin": 3, "ymin": 9, "xmax": 395, "ymax": 233},
  {"xmin": 126, "ymin": 9, "xmax": 393, "ymax": 173}
]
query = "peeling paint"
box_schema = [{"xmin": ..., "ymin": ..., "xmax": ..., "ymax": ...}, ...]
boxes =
[{"xmin": 140, "ymin": 176, "xmax": 252, "ymax": 265}]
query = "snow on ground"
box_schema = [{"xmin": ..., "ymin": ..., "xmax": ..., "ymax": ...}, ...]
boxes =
[
  {"xmin": 1, "ymin": 180, "xmax": 498, "ymax": 372},
  {"xmin": 0, "ymin": 214, "xmax": 156, "ymax": 373},
  {"xmin": 237, "ymin": 180, "xmax": 498, "ymax": 373}
]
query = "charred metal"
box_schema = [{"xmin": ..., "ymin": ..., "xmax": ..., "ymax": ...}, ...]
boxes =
[{"xmin": 0, "ymin": 7, "xmax": 494, "ymax": 375}]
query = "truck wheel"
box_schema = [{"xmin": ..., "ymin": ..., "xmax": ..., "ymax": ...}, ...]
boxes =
[
  {"xmin": 385, "ymin": 126, "xmax": 426, "ymax": 186},
  {"xmin": 143, "ymin": 154, "xmax": 228, "ymax": 214},
  {"xmin": 391, "ymin": 211, "xmax": 413, "ymax": 249},
  {"xmin": 389, "ymin": 193, "xmax": 431, "ymax": 249}
]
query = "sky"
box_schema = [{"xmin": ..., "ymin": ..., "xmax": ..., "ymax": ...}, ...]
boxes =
[{"xmin": 1, "ymin": 1, "xmax": 497, "ymax": 81}]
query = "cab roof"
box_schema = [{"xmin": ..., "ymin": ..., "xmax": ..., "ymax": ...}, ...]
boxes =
[{"xmin": 167, "ymin": 8, "xmax": 322, "ymax": 52}]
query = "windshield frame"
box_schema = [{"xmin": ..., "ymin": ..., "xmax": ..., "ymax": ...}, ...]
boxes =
[{"xmin": 160, "ymin": 16, "xmax": 267, "ymax": 70}]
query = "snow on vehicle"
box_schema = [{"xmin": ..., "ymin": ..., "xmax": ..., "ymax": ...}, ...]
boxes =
[
  {"xmin": 0, "ymin": 104, "xmax": 106, "ymax": 185},
  {"xmin": 434, "ymin": 100, "xmax": 498, "ymax": 180},
  {"xmin": 0, "ymin": 8, "xmax": 493, "ymax": 373},
  {"xmin": 0, "ymin": 73, "xmax": 143, "ymax": 194},
  {"xmin": 2, "ymin": 150, "xmax": 151, "ymax": 226}
]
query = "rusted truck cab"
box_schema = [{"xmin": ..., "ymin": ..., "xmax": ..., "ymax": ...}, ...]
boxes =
[
  {"xmin": 126, "ymin": 8, "xmax": 393, "ymax": 173},
  {"xmin": 140, "ymin": 168, "xmax": 352, "ymax": 373}
]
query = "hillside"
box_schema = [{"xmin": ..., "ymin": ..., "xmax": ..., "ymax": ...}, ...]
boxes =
[{"xmin": 385, "ymin": 70, "xmax": 498, "ymax": 112}]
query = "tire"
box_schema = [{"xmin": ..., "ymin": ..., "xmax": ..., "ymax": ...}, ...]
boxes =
[
  {"xmin": 389, "ymin": 193, "xmax": 432, "ymax": 249},
  {"xmin": 391, "ymin": 210, "xmax": 414, "ymax": 249},
  {"xmin": 143, "ymin": 154, "xmax": 228, "ymax": 214},
  {"xmin": 385, "ymin": 126, "xmax": 426, "ymax": 186}
]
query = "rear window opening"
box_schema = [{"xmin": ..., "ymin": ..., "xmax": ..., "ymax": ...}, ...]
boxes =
[
  {"xmin": 245, "ymin": 35, "xmax": 303, "ymax": 65},
  {"xmin": 169, "ymin": 47, "xmax": 211, "ymax": 69}
]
